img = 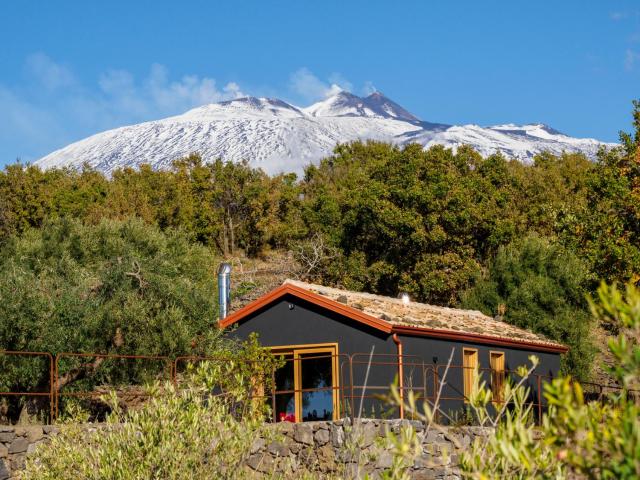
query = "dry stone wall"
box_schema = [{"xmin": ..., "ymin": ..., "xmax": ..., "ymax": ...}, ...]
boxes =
[
  {"xmin": 0, "ymin": 420, "xmax": 491, "ymax": 479},
  {"xmin": 0, "ymin": 425, "xmax": 58, "ymax": 480},
  {"xmin": 247, "ymin": 419, "xmax": 491, "ymax": 479}
]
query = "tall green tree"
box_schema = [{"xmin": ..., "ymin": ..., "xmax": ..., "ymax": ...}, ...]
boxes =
[
  {"xmin": 461, "ymin": 234, "xmax": 595, "ymax": 380},
  {"xmin": 300, "ymin": 141, "xmax": 563, "ymax": 305},
  {"xmin": 563, "ymin": 100, "xmax": 640, "ymax": 285},
  {"xmin": 0, "ymin": 217, "xmax": 221, "ymax": 419}
]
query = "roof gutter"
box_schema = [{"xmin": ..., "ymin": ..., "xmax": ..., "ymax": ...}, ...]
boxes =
[{"xmin": 390, "ymin": 325, "xmax": 568, "ymax": 354}]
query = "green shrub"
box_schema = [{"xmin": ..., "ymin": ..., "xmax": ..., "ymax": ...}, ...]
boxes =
[
  {"xmin": 461, "ymin": 234, "xmax": 596, "ymax": 380},
  {"xmin": 0, "ymin": 217, "xmax": 221, "ymax": 421},
  {"xmin": 21, "ymin": 340, "xmax": 283, "ymax": 480}
]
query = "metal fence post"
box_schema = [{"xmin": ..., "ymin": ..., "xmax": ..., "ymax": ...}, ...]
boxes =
[
  {"xmin": 271, "ymin": 365, "xmax": 276, "ymax": 423},
  {"xmin": 433, "ymin": 366, "xmax": 439, "ymax": 424},
  {"xmin": 537, "ymin": 375, "xmax": 542, "ymax": 424},
  {"xmin": 349, "ymin": 355, "xmax": 355, "ymax": 419}
]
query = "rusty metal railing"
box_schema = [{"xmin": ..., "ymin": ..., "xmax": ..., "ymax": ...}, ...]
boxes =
[
  {"xmin": 0, "ymin": 351, "xmax": 54, "ymax": 422},
  {"xmin": 54, "ymin": 353, "xmax": 172, "ymax": 420},
  {"xmin": 0, "ymin": 351, "xmax": 635, "ymax": 425}
]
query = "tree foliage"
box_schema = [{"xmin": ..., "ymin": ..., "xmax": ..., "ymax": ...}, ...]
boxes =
[
  {"xmin": 563, "ymin": 104, "xmax": 640, "ymax": 285},
  {"xmin": 0, "ymin": 217, "xmax": 221, "ymax": 413},
  {"xmin": 461, "ymin": 235, "xmax": 595, "ymax": 380},
  {"xmin": 300, "ymin": 142, "xmax": 593, "ymax": 306},
  {"xmin": 0, "ymin": 155, "xmax": 305, "ymax": 257}
]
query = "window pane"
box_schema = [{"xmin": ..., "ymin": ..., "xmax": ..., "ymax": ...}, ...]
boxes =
[
  {"xmin": 274, "ymin": 355, "xmax": 296, "ymax": 422},
  {"xmin": 299, "ymin": 353, "xmax": 334, "ymax": 421}
]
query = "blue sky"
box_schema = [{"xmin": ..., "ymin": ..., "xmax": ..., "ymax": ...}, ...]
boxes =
[{"xmin": 1, "ymin": 1, "xmax": 638, "ymax": 165}]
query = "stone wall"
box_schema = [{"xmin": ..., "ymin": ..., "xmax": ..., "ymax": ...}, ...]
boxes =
[
  {"xmin": 0, "ymin": 420, "xmax": 491, "ymax": 479},
  {"xmin": 247, "ymin": 419, "xmax": 491, "ymax": 479},
  {"xmin": 0, "ymin": 425, "xmax": 59, "ymax": 480}
]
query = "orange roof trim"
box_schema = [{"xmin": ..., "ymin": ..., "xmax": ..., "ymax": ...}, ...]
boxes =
[
  {"xmin": 219, "ymin": 283, "xmax": 394, "ymax": 333},
  {"xmin": 218, "ymin": 283, "xmax": 568, "ymax": 353}
]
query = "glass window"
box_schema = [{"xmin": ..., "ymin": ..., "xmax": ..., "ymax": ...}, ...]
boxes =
[
  {"xmin": 300, "ymin": 352, "xmax": 334, "ymax": 421},
  {"xmin": 273, "ymin": 353, "xmax": 296, "ymax": 422},
  {"xmin": 270, "ymin": 345, "xmax": 338, "ymax": 422}
]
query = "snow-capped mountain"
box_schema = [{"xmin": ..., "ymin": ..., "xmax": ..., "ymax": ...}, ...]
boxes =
[
  {"xmin": 304, "ymin": 91, "xmax": 420, "ymax": 122},
  {"xmin": 35, "ymin": 92, "xmax": 614, "ymax": 175}
]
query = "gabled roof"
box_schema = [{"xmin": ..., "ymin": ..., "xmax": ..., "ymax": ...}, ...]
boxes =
[{"xmin": 219, "ymin": 279, "xmax": 568, "ymax": 353}]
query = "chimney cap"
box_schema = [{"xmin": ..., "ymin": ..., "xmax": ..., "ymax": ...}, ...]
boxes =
[
  {"xmin": 399, "ymin": 292, "xmax": 411, "ymax": 305},
  {"xmin": 217, "ymin": 263, "xmax": 232, "ymax": 275}
]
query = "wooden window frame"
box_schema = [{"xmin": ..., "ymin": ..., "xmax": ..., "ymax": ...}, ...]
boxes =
[
  {"xmin": 489, "ymin": 351, "xmax": 505, "ymax": 404},
  {"xmin": 462, "ymin": 348, "xmax": 478, "ymax": 402},
  {"xmin": 270, "ymin": 343, "xmax": 340, "ymax": 422}
]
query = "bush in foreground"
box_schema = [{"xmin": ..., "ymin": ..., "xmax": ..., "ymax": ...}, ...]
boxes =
[
  {"xmin": 21, "ymin": 342, "xmax": 284, "ymax": 480},
  {"xmin": 379, "ymin": 282, "xmax": 639, "ymax": 479}
]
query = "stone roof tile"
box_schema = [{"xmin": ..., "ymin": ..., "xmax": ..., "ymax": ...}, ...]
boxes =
[{"xmin": 283, "ymin": 279, "xmax": 564, "ymax": 350}]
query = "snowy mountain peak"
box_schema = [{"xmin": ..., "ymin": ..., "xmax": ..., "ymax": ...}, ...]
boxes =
[
  {"xmin": 490, "ymin": 123, "xmax": 567, "ymax": 139},
  {"xmin": 363, "ymin": 91, "xmax": 421, "ymax": 122},
  {"xmin": 304, "ymin": 91, "xmax": 370, "ymax": 118},
  {"xmin": 176, "ymin": 96, "xmax": 305, "ymax": 121},
  {"xmin": 304, "ymin": 91, "xmax": 419, "ymax": 122},
  {"xmin": 35, "ymin": 91, "xmax": 616, "ymax": 176}
]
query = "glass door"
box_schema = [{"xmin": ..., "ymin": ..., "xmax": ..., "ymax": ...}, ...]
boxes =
[
  {"xmin": 271, "ymin": 344, "xmax": 339, "ymax": 422},
  {"xmin": 273, "ymin": 353, "xmax": 296, "ymax": 422},
  {"xmin": 297, "ymin": 350, "xmax": 335, "ymax": 421}
]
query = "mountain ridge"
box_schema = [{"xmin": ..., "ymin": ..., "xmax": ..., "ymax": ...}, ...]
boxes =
[{"xmin": 35, "ymin": 91, "xmax": 615, "ymax": 175}]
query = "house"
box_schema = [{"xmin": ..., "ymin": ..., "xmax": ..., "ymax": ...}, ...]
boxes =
[{"xmin": 218, "ymin": 272, "xmax": 568, "ymax": 423}]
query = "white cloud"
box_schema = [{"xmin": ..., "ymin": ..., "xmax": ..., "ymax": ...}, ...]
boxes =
[
  {"xmin": 289, "ymin": 68, "xmax": 351, "ymax": 101},
  {"xmin": 0, "ymin": 54, "xmax": 248, "ymax": 163},
  {"xmin": 25, "ymin": 53, "xmax": 76, "ymax": 91},
  {"xmin": 145, "ymin": 63, "xmax": 244, "ymax": 112},
  {"xmin": 98, "ymin": 69, "xmax": 148, "ymax": 118},
  {"xmin": 288, "ymin": 72, "xmax": 378, "ymax": 100},
  {"xmin": 610, "ymin": 11, "xmax": 627, "ymax": 21},
  {"xmin": 362, "ymin": 81, "xmax": 377, "ymax": 96},
  {"xmin": 97, "ymin": 63, "xmax": 245, "ymax": 118},
  {"xmin": 328, "ymin": 73, "xmax": 353, "ymax": 93},
  {"xmin": 625, "ymin": 49, "xmax": 640, "ymax": 70}
]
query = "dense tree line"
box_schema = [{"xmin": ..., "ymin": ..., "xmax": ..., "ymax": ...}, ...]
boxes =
[
  {"xmin": 1, "ymin": 102, "xmax": 639, "ymax": 382},
  {"xmin": 0, "ymin": 157, "xmax": 304, "ymax": 257},
  {"xmin": 0, "ymin": 218, "xmax": 223, "ymax": 421}
]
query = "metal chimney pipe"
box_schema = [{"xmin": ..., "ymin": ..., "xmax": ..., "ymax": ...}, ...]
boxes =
[{"xmin": 217, "ymin": 263, "xmax": 232, "ymax": 320}]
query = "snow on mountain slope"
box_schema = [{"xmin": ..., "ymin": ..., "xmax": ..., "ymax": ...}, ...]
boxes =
[
  {"xmin": 304, "ymin": 91, "xmax": 420, "ymax": 122},
  {"xmin": 36, "ymin": 92, "xmax": 615, "ymax": 175},
  {"xmin": 401, "ymin": 122, "xmax": 608, "ymax": 161}
]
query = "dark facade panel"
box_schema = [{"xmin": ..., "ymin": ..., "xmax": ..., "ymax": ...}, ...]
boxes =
[
  {"xmin": 228, "ymin": 294, "xmax": 399, "ymax": 417},
  {"xmin": 228, "ymin": 294, "xmax": 395, "ymax": 353},
  {"xmin": 398, "ymin": 335, "xmax": 561, "ymax": 421}
]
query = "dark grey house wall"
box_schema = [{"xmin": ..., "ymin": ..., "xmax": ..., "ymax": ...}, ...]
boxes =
[
  {"xmin": 229, "ymin": 294, "xmax": 396, "ymax": 355},
  {"xmin": 398, "ymin": 335, "xmax": 561, "ymax": 420},
  {"xmin": 226, "ymin": 294, "xmax": 562, "ymax": 420},
  {"xmin": 228, "ymin": 294, "xmax": 399, "ymax": 417}
]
